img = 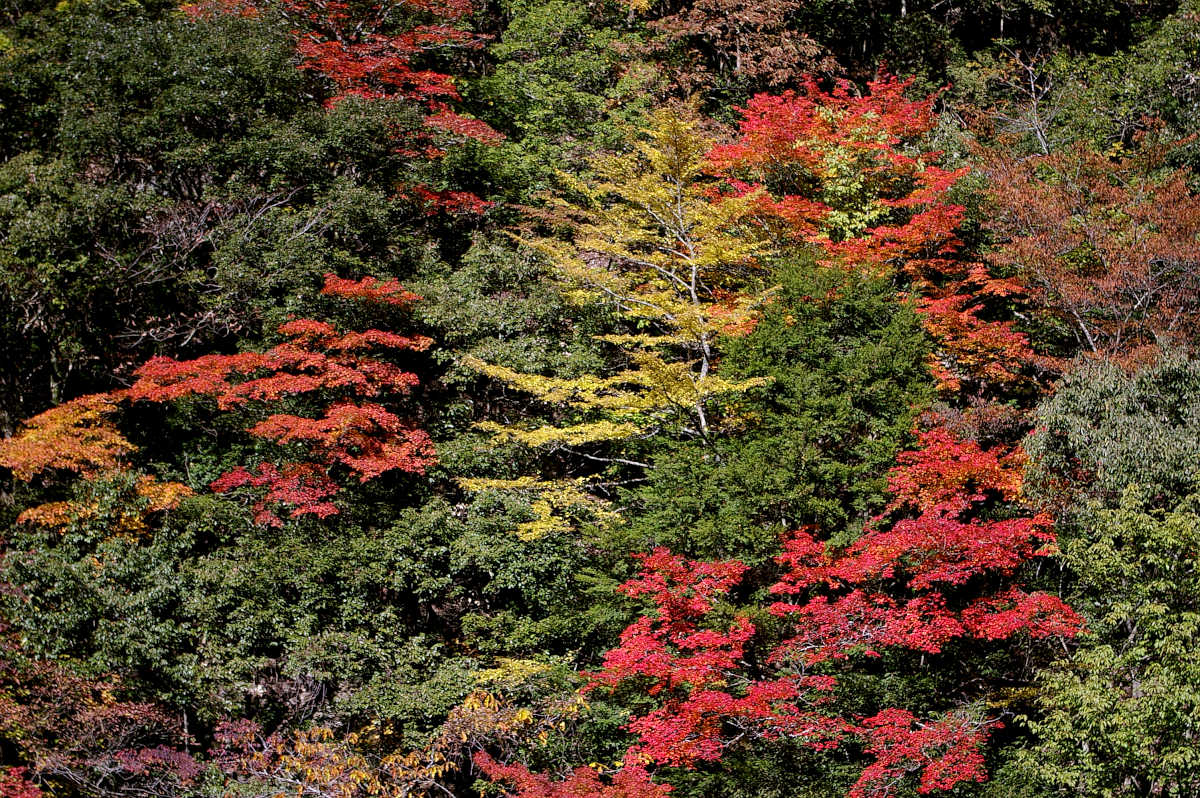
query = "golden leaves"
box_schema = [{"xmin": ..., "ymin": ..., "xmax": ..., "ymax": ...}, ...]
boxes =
[
  {"xmin": 15, "ymin": 475, "xmax": 194, "ymax": 539},
  {"xmin": 458, "ymin": 477, "xmax": 621, "ymax": 540},
  {"xmin": 0, "ymin": 394, "xmax": 134, "ymax": 482}
]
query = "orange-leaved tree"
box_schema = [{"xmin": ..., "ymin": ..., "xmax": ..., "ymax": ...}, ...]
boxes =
[{"xmin": 0, "ymin": 274, "xmax": 435, "ymax": 527}]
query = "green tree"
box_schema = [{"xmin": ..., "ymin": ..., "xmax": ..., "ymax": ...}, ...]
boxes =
[
  {"xmin": 1021, "ymin": 352, "xmax": 1200, "ymax": 795},
  {"xmin": 616, "ymin": 255, "xmax": 934, "ymax": 561},
  {"xmin": 1021, "ymin": 486, "xmax": 1200, "ymax": 796}
]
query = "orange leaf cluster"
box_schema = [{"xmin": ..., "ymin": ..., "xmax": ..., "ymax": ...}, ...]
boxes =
[
  {"xmin": 0, "ymin": 394, "xmax": 134, "ymax": 482},
  {"xmin": 15, "ymin": 476, "xmax": 193, "ymax": 538}
]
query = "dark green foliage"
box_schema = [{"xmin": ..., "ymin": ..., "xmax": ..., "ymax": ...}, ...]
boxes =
[
  {"xmin": 0, "ymin": 2, "xmax": 475, "ymax": 427},
  {"xmin": 1026, "ymin": 351, "xmax": 1200, "ymax": 511},
  {"xmin": 616, "ymin": 257, "xmax": 933, "ymax": 562},
  {"xmin": 0, "ymin": 486, "xmax": 595, "ymax": 739},
  {"xmin": 470, "ymin": 0, "xmax": 653, "ymax": 186}
]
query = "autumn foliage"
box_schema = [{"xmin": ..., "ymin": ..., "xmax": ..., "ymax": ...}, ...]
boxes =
[
  {"xmin": 125, "ymin": 273, "xmax": 435, "ymax": 524},
  {"xmin": 982, "ymin": 143, "xmax": 1200, "ymax": 356},
  {"xmin": 706, "ymin": 75, "xmax": 1042, "ymax": 394},
  {"xmin": 584, "ymin": 423, "xmax": 1081, "ymax": 797},
  {"xmin": 0, "ymin": 394, "xmax": 133, "ymax": 482},
  {"xmin": 0, "ymin": 629, "xmax": 184, "ymax": 795},
  {"xmin": 4, "ymin": 0, "xmax": 1165, "ymax": 787},
  {"xmin": 476, "ymin": 754, "xmax": 672, "ymax": 798},
  {"xmin": 0, "ymin": 274, "xmax": 434, "ymax": 526},
  {"xmin": 181, "ymin": 0, "xmax": 500, "ymax": 214}
]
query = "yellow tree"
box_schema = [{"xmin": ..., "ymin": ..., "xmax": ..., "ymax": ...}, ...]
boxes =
[
  {"xmin": 461, "ymin": 109, "xmax": 773, "ymax": 535},
  {"xmin": 465, "ymin": 108, "xmax": 771, "ymax": 449}
]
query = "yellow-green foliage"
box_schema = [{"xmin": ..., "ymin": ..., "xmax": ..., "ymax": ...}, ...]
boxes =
[
  {"xmin": 465, "ymin": 109, "xmax": 775, "ymax": 447},
  {"xmin": 474, "ymin": 657, "xmax": 554, "ymax": 688},
  {"xmin": 462, "ymin": 354, "xmax": 768, "ymax": 445},
  {"xmin": 458, "ymin": 477, "xmax": 621, "ymax": 540}
]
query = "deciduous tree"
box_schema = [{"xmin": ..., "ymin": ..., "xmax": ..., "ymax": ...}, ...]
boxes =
[
  {"xmin": 710, "ymin": 75, "xmax": 1043, "ymax": 394},
  {"xmin": 982, "ymin": 143, "xmax": 1200, "ymax": 357},
  {"xmin": 584, "ymin": 422, "xmax": 1081, "ymax": 797},
  {"xmin": 467, "ymin": 108, "xmax": 771, "ymax": 449}
]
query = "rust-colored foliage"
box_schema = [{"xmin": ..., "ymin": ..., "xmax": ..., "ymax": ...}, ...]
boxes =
[
  {"xmin": 117, "ymin": 690, "xmax": 593, "ymax": 798},
  {"xmin": 982, "ymin": 143, "xmax": 1200, "ymax": 356},
  {"xmin": 321, "ymin": 273, "xmax": 425, "ymax": 305},
  {"xmin": 641, "ymin": 0, "xmax": 835, "ymax": 92},
  {"xmin": 0, "ymin": 394, "xmax": 134, "ymax": 482},
  {"xmin": 0, "ymin": 631, "xmax": 183, "ymax": 795}
]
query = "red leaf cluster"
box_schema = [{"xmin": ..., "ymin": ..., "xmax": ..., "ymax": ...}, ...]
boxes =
[
  {"xmin": 210, "ymin": 462, "xmax": 341, "ymax": 525},
  {"xmin": 709, "ymin": 75, "xmax": 963, "ymax": 255},
  {"xmin": 475, "ymin": 753, "xmax": 672, "ymax": 798},
  {"xmin": 321, "ymin": 273, "xmax": 424, "ymax": 305},
  {"xmin": 126, "ymin": 273, "xmax": 435, "ymax": 525},
  {"xmin": 0, "ymin": 769, "xmax": 42, "ymax": 798},
  {"xmin": 584, "ymin": 424, "xmax": 1081, "ymax": 796},
  {"xmin": 854, "ymin": 709, "xmax": 990, "ymax": 798},
  {"xmin": 185, "ymin": 0, "xmax": 500, "ymax": 214}
]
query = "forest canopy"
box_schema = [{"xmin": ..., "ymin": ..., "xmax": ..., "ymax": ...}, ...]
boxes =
[{"xmin": 2, "ymin": 0, "xmax": 1200, "ymax": 796}]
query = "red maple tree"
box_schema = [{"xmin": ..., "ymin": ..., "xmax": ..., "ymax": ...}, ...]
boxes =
[
  {"xmin": 0, "ymin": 274, "xmax": 435, "ymax": 526},
  {"xmin": 125, "ymin": 273, "xmax": 435, "ymax": 525},
  {"xmin": 707, "ymin": 75, "xmax": 1044, "ymax": 394},
  {"xmin": 583, "ymin": 423, "xmax": 1081, "ymax": 797}
]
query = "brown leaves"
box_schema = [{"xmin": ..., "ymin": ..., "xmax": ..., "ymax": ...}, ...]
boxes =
[{"xmin": 982, "ymin": 144, "xmax": 1200, "ymax": 357}]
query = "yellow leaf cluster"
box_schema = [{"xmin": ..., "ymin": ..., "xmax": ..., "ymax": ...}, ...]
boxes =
[
  {"xmin": 474, "ymin": 657, "xmax": 553, "ymax": 687},
  {"xmin": 458, "ymin": 476, "xmax": 621, "ymax": 539},
  {"xmin": 464, "ymin": 109, "xmax": 775, "ymax": 450}
]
